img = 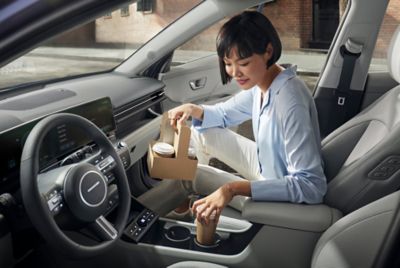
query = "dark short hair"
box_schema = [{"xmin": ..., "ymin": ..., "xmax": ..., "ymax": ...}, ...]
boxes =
[{"xmin": 216, "ymin": 11, "xmax": 282, "ymax": 84}]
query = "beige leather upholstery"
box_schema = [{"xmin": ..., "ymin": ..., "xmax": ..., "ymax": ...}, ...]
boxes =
[
  {"xmin": 321, "ymin": 25, "xmax": 400, "ymax": 214},
  {"xmin": 311, "ymin": 191, "xmax": 400, "ymax": 268}
]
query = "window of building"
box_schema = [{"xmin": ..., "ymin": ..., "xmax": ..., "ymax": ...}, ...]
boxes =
[
  {"xmin": 104, "ymin": 12, "xmax": 112, "ymax": 19},
  {"xmin": 137, "ymin": 0, "xmax": 153, "ymax": 13},
  {"xmin": 120, "ymin": 6, "xmax": 130, "ymax": 17}
]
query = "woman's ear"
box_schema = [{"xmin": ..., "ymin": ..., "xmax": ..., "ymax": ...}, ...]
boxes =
[{"xmin": 264, "ymin": 43, "xmax": 274, "ymax": 62}]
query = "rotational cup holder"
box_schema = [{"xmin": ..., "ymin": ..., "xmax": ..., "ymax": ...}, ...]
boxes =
[
  {"xmin": 194, "ymin": 233, "xmax": 221, "ymax": 249},
  {"xmin": 164, "ymin": 225, "xmax": 191, "ymax": 242}
]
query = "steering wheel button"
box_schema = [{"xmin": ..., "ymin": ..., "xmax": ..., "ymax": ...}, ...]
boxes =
[
  {"xmin": 99, "ymin": 161, "xmax": 107, "ymax": 169},
  {"xmin": 51, "ymin": 197, "xmax": 60, "ymax": 205}
]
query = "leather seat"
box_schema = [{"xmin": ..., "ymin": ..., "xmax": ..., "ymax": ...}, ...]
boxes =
[
  {"xmin": 169, "ymin": 25, "xmax": 400, "ymax": 268},
  {"xmin": 321, "ymin": 25, "xmax": 400, "ymax": 214}
]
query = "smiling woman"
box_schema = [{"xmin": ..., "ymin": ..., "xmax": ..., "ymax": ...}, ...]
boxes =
[{"xmin": 168, "ymin": 11, "xmax": 327, "ymax": 227}]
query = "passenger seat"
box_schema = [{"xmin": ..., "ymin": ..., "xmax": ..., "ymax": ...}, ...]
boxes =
[{"xmin": 321, "ymin": 25, "xmax": 400, "ymax": 214}]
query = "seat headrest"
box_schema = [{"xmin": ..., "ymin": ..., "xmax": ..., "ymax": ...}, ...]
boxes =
[{"xmin": 388, "ymin": 25, "xmax": 400, "ymax": 83}]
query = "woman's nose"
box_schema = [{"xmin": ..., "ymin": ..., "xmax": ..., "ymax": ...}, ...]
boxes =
[{"xmin": 232, "ymin": 65, "xmax": 242, "ymax": 78}]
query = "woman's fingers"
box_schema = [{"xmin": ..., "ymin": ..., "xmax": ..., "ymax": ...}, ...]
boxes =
[
  {"xmin": 192, "ymin": 199, "xmax": 205, "ymax": 217},
  {"xmin": 167, "ymin": 104, "xmax": 195, "ymax": 127},
  {"xmin": 193, "ymin": 201, "xmax": 220, "ymax": 225},
  {"xmin": 202, "ymin": 205, "xmax": 217, "ymax": 225},
  {"xmin": 178, "ymin": 113, "xmax": 189, "ymax": 125}
]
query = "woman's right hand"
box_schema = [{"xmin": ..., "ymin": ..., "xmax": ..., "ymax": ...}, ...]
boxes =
[{"xmin": 168, "ymin": 103, "xmax": 203, "ymax": 128}]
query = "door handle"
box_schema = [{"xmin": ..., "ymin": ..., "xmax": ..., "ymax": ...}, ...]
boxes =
[{"xmin": 189, "ymin": 77, "xmax": 207, "ymax": 90}]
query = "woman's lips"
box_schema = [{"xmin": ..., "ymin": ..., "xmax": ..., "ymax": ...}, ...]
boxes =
[{"xmin": 236, "ymin": 79, "xmax": 249, "ymax": 85}]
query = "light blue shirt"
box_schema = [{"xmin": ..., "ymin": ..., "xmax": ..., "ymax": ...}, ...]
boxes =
[{"xmin": 193, "ymin": 66, "xmax": 327, "ymax": 204}]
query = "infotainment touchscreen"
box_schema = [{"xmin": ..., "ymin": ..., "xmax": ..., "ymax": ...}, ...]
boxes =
[{"xmin": 0, "ymin": 97, "xmax": 116, "ymax": 192}]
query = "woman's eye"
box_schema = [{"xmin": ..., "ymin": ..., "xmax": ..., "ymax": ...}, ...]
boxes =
[{"xmin": 239, "ymin": 62, "xmax": 249, "ymax": 67}]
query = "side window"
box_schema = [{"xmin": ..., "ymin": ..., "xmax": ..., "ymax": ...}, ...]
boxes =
[
  {"xmin": 269, "ymin": 0, "xmax": 341, "ymax": 91},
  {"xmin": 171, "ymin": 2, "xmax": 342, "ymax": 92},
  {"xmin": 370, "ymin": 0, "xmax": 399, "ymax": 73},
  {"xmin": 171, "ymin": 20, "xmax": 225, "ymax": 66}
]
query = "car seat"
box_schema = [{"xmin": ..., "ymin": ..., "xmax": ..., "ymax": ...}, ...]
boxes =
[{"xmin": 321, "ymin": 25, "xmax": 400, "ymax": 214}]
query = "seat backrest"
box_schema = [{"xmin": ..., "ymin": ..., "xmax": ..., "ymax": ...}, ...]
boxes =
[
  {"xmin": 311, "ymin": 190, "xmax": 400, "ymax": 268},
  {"xmin": 321, "ymin": 25, "xmax": 400, "ymax": 214}
]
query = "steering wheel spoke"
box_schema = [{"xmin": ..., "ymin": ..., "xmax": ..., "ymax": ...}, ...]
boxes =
[
  {"xmin": 37, "ymin": 168, "xmax": 69, "ymax": 216},
  {"xmin": 45, "ymin": 190, "xmax": 65, "ymax": 216},
  {"xmin": 90, "ymin": 215, "xmax": 118, "ymax": 241}
]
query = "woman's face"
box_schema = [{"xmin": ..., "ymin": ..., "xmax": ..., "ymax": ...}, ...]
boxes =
[{"xmin": 224, "ymin": 46, "xmax": 272, "ymax": 90}]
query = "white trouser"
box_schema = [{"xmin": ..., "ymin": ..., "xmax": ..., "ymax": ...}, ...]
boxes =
[{"xmin": 184, "ymin": 127, "xmax": 262, "ymax": 211}]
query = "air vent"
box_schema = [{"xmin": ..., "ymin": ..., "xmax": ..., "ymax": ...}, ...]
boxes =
[{"xmin": 114, "ymin": 90, "xmax": 165, "ymax": 138}]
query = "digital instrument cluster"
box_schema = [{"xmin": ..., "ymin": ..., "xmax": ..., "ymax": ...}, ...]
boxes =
[{"xmin": 0, "ymin": 97, "xmax": 116, "ymax": 193}]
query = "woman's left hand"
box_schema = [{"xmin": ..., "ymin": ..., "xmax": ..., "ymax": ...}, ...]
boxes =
[{"xmin": 191, "ymin": 185, "xmax": 234, "ymax": 225}]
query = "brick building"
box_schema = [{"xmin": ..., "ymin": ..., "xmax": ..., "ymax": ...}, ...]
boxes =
[{"xmin": 53, "ymin": 0, "xmax": 400, "ymax": 58}]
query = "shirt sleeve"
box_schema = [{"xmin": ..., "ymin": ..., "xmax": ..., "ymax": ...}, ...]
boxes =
[
  {"xmin": 250, "ymin": 105, "xmax": 327, "ymax": 204},
  {"xmin": 192, "ymin": 89, "xmax": 253, "ymax": 130}
]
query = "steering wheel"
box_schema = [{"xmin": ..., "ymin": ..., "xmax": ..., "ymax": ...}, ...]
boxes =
[{"xmin": 20, "ymin": 113, "xmax": 131, "ymax": 258}]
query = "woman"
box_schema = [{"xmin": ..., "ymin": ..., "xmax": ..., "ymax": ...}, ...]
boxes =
[{"xmin": 168, "ymin": 11, "xmax": 327, "ymax": 224}]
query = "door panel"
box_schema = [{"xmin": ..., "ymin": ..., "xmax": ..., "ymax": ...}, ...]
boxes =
[{"xmin": 159, "ymin": 54, "xmax": 240, "ymax": 105}]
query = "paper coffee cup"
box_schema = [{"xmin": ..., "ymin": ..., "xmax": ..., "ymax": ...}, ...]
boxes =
[
  {"xmin": 195, "ymin": 205, "xmax": 217, "ymax": 246},
  {"xmin": 152, "ymin": 142, "xmax": 175, "ymax": 158}
]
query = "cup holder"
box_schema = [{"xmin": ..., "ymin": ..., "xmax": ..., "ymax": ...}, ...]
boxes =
[
  {"xmin": 194, "ymin": 233, "xmax": 221, "ymax": 249},
  {"xmin": 165, "ymin": 225, "xmax": 191, "ymax": 242}
]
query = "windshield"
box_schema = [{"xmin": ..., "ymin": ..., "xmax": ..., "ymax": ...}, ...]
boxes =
[{"xmin": 0, "ymin": 1, "xmax": 202, "ymax": 90}]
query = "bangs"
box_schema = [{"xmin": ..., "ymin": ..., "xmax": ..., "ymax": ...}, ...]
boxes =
[
  {"xmin": 217, "ymin": 28, "xmax": 255, "ymax": 60},
  {"xmin": 217, "ymin": 26, "xmax": 265, "ymax": 60}
]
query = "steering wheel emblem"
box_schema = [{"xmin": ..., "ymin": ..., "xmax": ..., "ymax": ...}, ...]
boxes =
[
  {"xmin": 79, "ymin": 170, "xmax": 107, "ymax": 207},
  {"xmin": 88, "ymin": 181, "xmax": 100, "ymax": 192}
]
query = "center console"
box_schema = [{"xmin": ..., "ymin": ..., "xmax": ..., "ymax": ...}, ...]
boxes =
[{"xmin": 121, "ymin": 198, "xmax": 261, "ymax": 255}]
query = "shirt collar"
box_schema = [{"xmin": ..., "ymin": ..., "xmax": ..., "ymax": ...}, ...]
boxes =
[{"xmin": 258, "ymin": 64, "xmax": 297, "ymax": 112}]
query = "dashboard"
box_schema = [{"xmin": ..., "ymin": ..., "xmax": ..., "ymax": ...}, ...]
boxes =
[
  {"xmin": 0, "ymin": 97, "xmax": 119, "ymax": 194},
  {"xmin": 0, "ymin": 74, "xmax": 165, "ymax": 264}
]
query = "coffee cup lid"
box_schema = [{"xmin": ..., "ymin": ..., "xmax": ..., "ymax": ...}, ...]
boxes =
[
  {"xmin": 196, "ymin": 204, "xmax": 216, "ymax": 220},
  {"xmin": 152, "ymin": 142, "xmax": 175, "ymax": 155},
  {"xmin": 188, "ymin": 147, "xmax": 196, "ymax": 157}
]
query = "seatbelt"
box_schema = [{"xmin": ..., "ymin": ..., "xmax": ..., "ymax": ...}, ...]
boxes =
[{"xmin": 330, "ymin": 38, "xmax": 363, "ymax": 133}]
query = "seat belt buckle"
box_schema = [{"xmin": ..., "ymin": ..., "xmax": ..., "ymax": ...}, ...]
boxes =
[
  {"xmin": 334, "ymin": 89, "xmax": 347, "ymax": 106},
  {"xmin": 337, "ymin": 96, "xmax": 346, "ymax": 106}
]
